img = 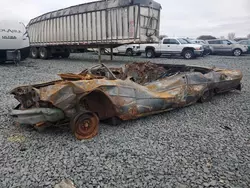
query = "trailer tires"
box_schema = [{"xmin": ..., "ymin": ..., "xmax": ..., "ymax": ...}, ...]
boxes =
[
  {"xmin": 39, "ymin": 47, "xmax": 50, "ymax": 59},
  {"xmin": 61, "ymin": 50, "xmax": 70, "ymax": 58},
  {"xmin": 30, "ymin": 47, "xmax": 39, "ymax": 59}
]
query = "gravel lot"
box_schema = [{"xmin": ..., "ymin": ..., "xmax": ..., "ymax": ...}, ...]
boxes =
[{"xmin": 0, "ymin": 53, "xmax": 250, "ymax": 188}]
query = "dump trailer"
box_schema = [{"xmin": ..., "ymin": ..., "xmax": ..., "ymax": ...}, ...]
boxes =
[
  {"xmin": 0, "ymin": 21, "xmax": 30, "ymax": 63},
  {"xmin": 28, "ymin": 0, "xmax": 161, "ymax": 59}
]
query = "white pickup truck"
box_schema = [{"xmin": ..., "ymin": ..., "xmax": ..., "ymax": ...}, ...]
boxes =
[{"xmin": 140, "ymin": 37, "xmax": 204, "ymax": 59}]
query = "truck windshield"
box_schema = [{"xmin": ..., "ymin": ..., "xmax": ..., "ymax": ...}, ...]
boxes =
[
  {"xmin": 229, "ymin": 40, "xmax": 236, "ymax": 44},
  {"xmin": 185, "ymin": 39, "xmax": 194, "ymax": 44},
  {"xmin": 178, "ymin": 38, "xmax": 189, "ymax": 44}
]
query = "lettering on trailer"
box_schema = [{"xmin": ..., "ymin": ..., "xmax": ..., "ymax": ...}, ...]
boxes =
[
  {"xmin": 2, "ymin": 36, "xmax": 17, "ymax": 39},
  {"xmin": 0, "ymin": 29, "xmax": 22, "ymax": 33}
]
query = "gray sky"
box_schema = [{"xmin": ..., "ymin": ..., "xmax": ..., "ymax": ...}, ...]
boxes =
[{"xmin": 0, "ymin": 0, "xmax": 249, "ymax": 38}]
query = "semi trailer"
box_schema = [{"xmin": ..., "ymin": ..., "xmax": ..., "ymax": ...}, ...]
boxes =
[
  {"xmin": 0, "ymin": 21, "xmax": 30, "ymax": 63},
  {"xmin": 27, "ymin": 0, "xmax": 161, "ymax": 59}
]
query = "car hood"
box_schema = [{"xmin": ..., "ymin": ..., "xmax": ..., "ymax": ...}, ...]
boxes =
[
  {"xmin": 183, "ymin": 44, "xmax": 203, "ymax": 48},
  {"xmin": 233, "ymin": 43, "xmax": 247, "ymax": 48}
]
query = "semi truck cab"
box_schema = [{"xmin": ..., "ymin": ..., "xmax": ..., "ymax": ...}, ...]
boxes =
[{"xmin": 0, "ymin": 21, "xmax": 30, "ymax": 63}]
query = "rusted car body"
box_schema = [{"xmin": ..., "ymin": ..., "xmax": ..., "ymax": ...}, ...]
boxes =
[{"xmin": 10, "ymin": 62, "xmax": 242, "ymax": 140}]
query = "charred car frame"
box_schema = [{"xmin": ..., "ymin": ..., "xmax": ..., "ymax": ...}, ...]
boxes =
[{"xmin": 10, "ymin": 62, "xmax": 242, "ymax": 140}]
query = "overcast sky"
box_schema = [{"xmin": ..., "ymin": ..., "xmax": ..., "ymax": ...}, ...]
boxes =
[{"xmin": 0, "ymin": 0, "xmax": 249, "ymax": 38}]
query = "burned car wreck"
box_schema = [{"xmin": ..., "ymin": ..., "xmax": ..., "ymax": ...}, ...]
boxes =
[{"xmin": 10, "ymin": 62, "xmax": 243, "ymax": 140}]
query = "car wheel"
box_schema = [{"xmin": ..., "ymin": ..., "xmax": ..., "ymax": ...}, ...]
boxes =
[
  {"xmin": 39, "ymin": 47, "xmax": 50, "ymax": 59},
  {"xmin": 207, "ymin": 49, "xmax": 212, "ymax": 56},
  {"xmin": 183, "ymin": 50, "xmax": 194, "ymax": 59},
  {"xmin": 70, "ymin": 111, "xmax": 99, "ymax": 140},
  {"xmin": 100, "ymin": 48, "xmax": 106, "ymax": 55},
  {"xmin": 199, "ymin": 90, "xmax": 214, "ymax": 103},
  {"xmin": 30, "ymin": 47, "xmax": 38, "ymax": 59},
  {"xmin": 146, "ymin": 49, "xmax": 155, "ymax": 58},
  {"xmin": 233, "ymin": 49, "xmax": 242, "ymax": 56},
  {"xmin": 203, "ymin": 49, "xmax": 210, "ymax": 57},
  {"xmin": 126, "ymin": 49, "xmax": 133, "ymax": 56}
]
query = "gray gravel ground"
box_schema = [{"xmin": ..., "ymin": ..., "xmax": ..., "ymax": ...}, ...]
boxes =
[{"xmin": 0, "ymin": 53, "xmax": 250, "ymax": 188}]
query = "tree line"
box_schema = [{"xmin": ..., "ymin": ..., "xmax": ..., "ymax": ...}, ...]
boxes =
[
  {"xmin": 159, "ymin": 34, "xmax": 250, "ymax": 41},
  {"xmin": 197, "ymin": 33, "xmax": 250, "ymax": 41}
]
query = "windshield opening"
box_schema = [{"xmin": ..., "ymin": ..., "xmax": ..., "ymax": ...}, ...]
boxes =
[{"xmin": 178, "ymin": 38, "xmax": 190, "ymax": 44}]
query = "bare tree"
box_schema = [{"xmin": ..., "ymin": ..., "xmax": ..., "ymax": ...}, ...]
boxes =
[
  {"xmin": 247, "ymin": 34, "xmax": 250, "ymax": 39},
  {"xmin": 228, "ymin": 33, "xmax": 236, "ymax": 40},
  {"xmin": 197, "ymin": 35, "xmax": 216, "ymax": 40}
]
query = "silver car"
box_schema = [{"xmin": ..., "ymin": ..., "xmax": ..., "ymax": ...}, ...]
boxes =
[{"xmin": 206, "ymin": 39, "xmax": 248, "ymax": 56}]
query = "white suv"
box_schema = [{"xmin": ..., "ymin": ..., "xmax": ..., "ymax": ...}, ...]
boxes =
[{"xmin": 206, "ymin": 39, "xmax": 248, "ymax": 56}]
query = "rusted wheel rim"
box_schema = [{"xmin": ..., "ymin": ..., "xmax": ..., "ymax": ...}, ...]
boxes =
[{"xmin": 73, "ymin": 113, "xmax": 99, "ymax": 140}]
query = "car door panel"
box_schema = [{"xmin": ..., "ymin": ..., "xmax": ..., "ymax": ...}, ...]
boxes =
[
  {"xmin": 162, "ymin": 39, "xmax": 181, "ymax": 54},
  {"xmin": 220, "ymin": 40, "xmax": 232, "ymax": 52},
  {"xmin": 209, "ymin": 40, "xmax": 221, "ymax": 52},
  {"xmin": 144, "ymin": 74, "xmax": 189, "ymax": 108},
  {"xmin": 162, "ymin": 39, "xmax": 170, "ymax": 53},
  {"xmin": 117, "ymin": 45, "xmax": 127, "ymax": 54},
  {"xmin": 186, "ymin": 73, "xmax": 208, "ymax": 104}
]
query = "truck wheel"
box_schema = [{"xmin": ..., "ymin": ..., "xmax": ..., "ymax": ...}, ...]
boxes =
[
  {"xmin": 100, "ymin": 48, "xmax": 106, "ymax": 55},
  {"xmin": 70, "ymin": 111, "xmax": 99, "ymax": 140},
  {"xmin": 146, "ymin": 49, "xmax": 155, "ymax": 58},
  {"xmin": 183, "ymin": 50, "xmax": 194, "ymax": 59},
  {"xmin": 39, "ymin": 47, "xmax": 50, "ymax": 59},
  {"xmin": 126, "ymin": 48, "xmax": 133, "ymax": 56},
  {"xmin": 199, "ymin": 90, "xmax": 214, "ymax": 103},
  {"xmin": 30, "ymin": 47, "xmax": 38, "ymax": 59},
  {"xmin": 61, "ymin": 50, "xmax": 70, "ymax": 58},
  {"xmin": 233, "ymin": 49, "xmax": 242, "ymax": 56}
]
